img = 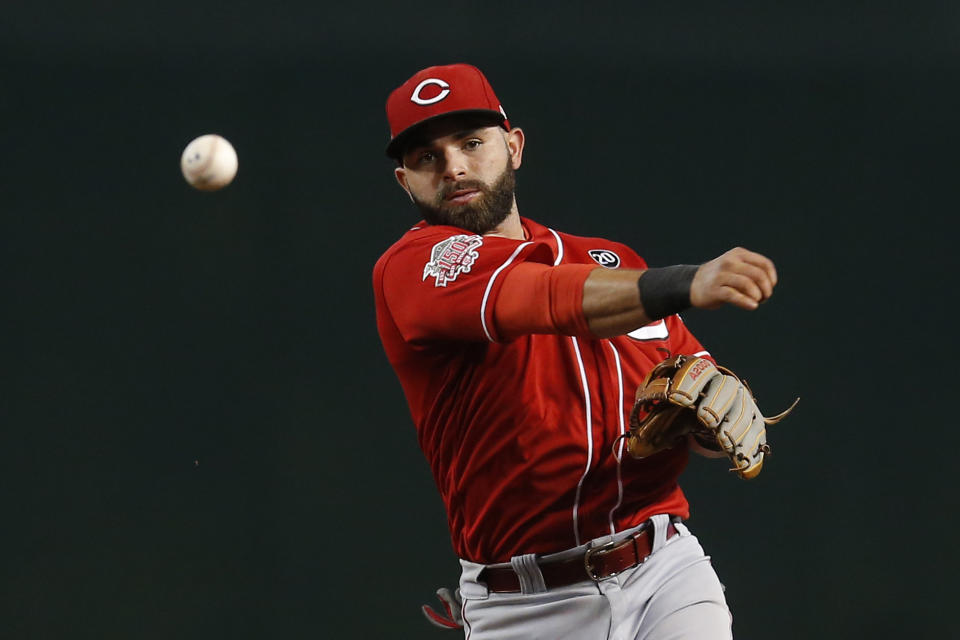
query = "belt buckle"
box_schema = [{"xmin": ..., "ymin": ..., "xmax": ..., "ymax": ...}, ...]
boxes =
[{"xmin": 583, "ymin": 538, "xmax": 620, "ymax": 582}]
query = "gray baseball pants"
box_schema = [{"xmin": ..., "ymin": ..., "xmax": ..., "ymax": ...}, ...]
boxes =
[{"xmin": 458, "ymin": 514, "xmax": 733, "ymax": 640}]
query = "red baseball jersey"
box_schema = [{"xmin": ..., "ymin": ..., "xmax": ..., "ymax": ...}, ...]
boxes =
[{"xmin": 373, "ymin": 217, "xmax": 710, "ymax": 563}]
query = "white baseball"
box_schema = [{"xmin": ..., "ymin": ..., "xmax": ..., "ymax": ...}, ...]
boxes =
[{"xmin": 180, "ymin": 134, "xmax": 238, "ymax": 191}]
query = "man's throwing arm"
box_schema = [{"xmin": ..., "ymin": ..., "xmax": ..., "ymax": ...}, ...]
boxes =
[{"xmin": 494, "ymin": 247, "xmax": 778, "ymax": 340}]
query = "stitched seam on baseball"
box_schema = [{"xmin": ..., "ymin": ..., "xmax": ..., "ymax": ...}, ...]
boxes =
[{"xmin": 193, "ymin": 136, "xmax": 218, "ymax": 180}]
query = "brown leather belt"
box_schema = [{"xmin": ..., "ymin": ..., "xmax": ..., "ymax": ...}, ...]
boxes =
[{"xmin": 479, "ymin": 523, "xmax": 677, "ymax": 593}]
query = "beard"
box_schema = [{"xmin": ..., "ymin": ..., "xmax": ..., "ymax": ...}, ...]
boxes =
[{"xmin": 412, "ymin": 161, "xmax": 517, "ymax": 235}]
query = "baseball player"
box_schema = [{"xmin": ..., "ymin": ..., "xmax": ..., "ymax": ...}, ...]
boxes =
[{"xmin": 373, "ymin": 63, "xmax": 782, "ymax": 640}]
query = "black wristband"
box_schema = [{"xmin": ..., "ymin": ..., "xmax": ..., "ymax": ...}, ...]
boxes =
[{"xmin": 637, "ymin": 265, "xmax": 699, "ymax": 320}]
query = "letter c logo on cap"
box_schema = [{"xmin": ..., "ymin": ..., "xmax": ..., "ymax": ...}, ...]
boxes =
[{"xmin": 411, "ymin": 78, "xmax": 451, "ymax": 105}]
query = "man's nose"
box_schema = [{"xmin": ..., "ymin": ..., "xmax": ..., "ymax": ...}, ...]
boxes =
[{"xmin": 441, "ymin": 149, "xmax": 468, "ymax": 181}]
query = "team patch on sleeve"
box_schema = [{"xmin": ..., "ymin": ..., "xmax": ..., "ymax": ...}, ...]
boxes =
[
  {"xmin": 588, "ymin": 249, "xmax": 621, "ymax": 268},
  {"xmin": 423, "ymin": 235, "xmax": 484, "ymax": 287}
]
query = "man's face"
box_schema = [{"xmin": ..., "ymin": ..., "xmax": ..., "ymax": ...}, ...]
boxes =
[{"xmin": 394, "ymin": 119, "xmax": 524, "ymax": 235}]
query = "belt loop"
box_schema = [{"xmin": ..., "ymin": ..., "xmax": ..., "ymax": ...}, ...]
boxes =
[
  {"xmin": 509, "ymin": 553, "xmax": 547, "ymax": 594},
  {"xmin": 649, "ymin": 514, "xmax": 669, "ymax": 553}
]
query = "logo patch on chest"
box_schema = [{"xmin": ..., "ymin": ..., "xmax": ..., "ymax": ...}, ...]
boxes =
[
  {"xmin": 588, "ymin": 249, "xmax": 621, "ymax": 268},
  {"xmin": 423, "ymin": 235, "xmax": 484, "ymax": 287}
]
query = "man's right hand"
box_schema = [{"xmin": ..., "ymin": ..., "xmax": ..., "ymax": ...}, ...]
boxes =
[{"xmin": 689, "ymin": 247, "xmax": 778, "ymax": 310}]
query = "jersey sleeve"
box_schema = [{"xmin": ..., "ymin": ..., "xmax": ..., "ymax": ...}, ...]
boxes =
[
  {"xmin": 375, "ymin": 228, "xmax": 556, "ymax": 345},
  {"xmin": 665, "ymin": 315, "xmax": 712, "ymax": 360}
]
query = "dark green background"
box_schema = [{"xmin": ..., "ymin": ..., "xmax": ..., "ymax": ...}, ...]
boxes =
[{"xmin": 3, "ymin": 2, "xmax": 957, "ymax": 638}]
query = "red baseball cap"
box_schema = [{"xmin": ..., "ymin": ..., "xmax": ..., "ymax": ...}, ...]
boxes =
[{"xmin": 385, "ymin": 63, "xmax": 510, "ymax": 159}]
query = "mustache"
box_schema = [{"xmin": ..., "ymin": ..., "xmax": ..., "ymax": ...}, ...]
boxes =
[{"xmin": 437, "ymin": 180, "xmax": 487, "ymax": 202}]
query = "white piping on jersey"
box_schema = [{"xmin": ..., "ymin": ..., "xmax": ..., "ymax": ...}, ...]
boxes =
[
  {"xmin": 479, "ymin": 241, "xmax": 535, "ymax": 342},
  {"xmin": 693, "ymin": 350, "xmax": 711, "ymax": 358},
  {"xmin": 570, "ymin": 337, "xmax": 593, "ymax": 547},
  {"xmin": 606, "ymin": 341, "xmax": 626, "ymax": 534},
  {"xmin": 547, "ymin": 228, "xmax": 564, "ymax": 265}
]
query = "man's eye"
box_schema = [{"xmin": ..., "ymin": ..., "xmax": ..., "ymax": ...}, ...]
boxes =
[
  {"xmin": 464, "ymin": 139, "xmax": 482, "ymax": 150},
  {"xmin": 419, "ymin": 152, "xmax": 435, "ymax": 164}
]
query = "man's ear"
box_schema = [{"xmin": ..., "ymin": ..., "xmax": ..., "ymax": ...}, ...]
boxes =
[
  {"xmin": 394, "ymin": 166, "xmax": 414, "ymax": 202},
  {"xmin": 505, "ymin": 127, "xmax": 525, "ymax": 170}
]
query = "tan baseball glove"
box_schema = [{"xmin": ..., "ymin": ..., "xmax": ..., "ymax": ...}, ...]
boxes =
[{"xmin": 627, "ymin": 354, "xmax": 798, "ymax": 479}]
